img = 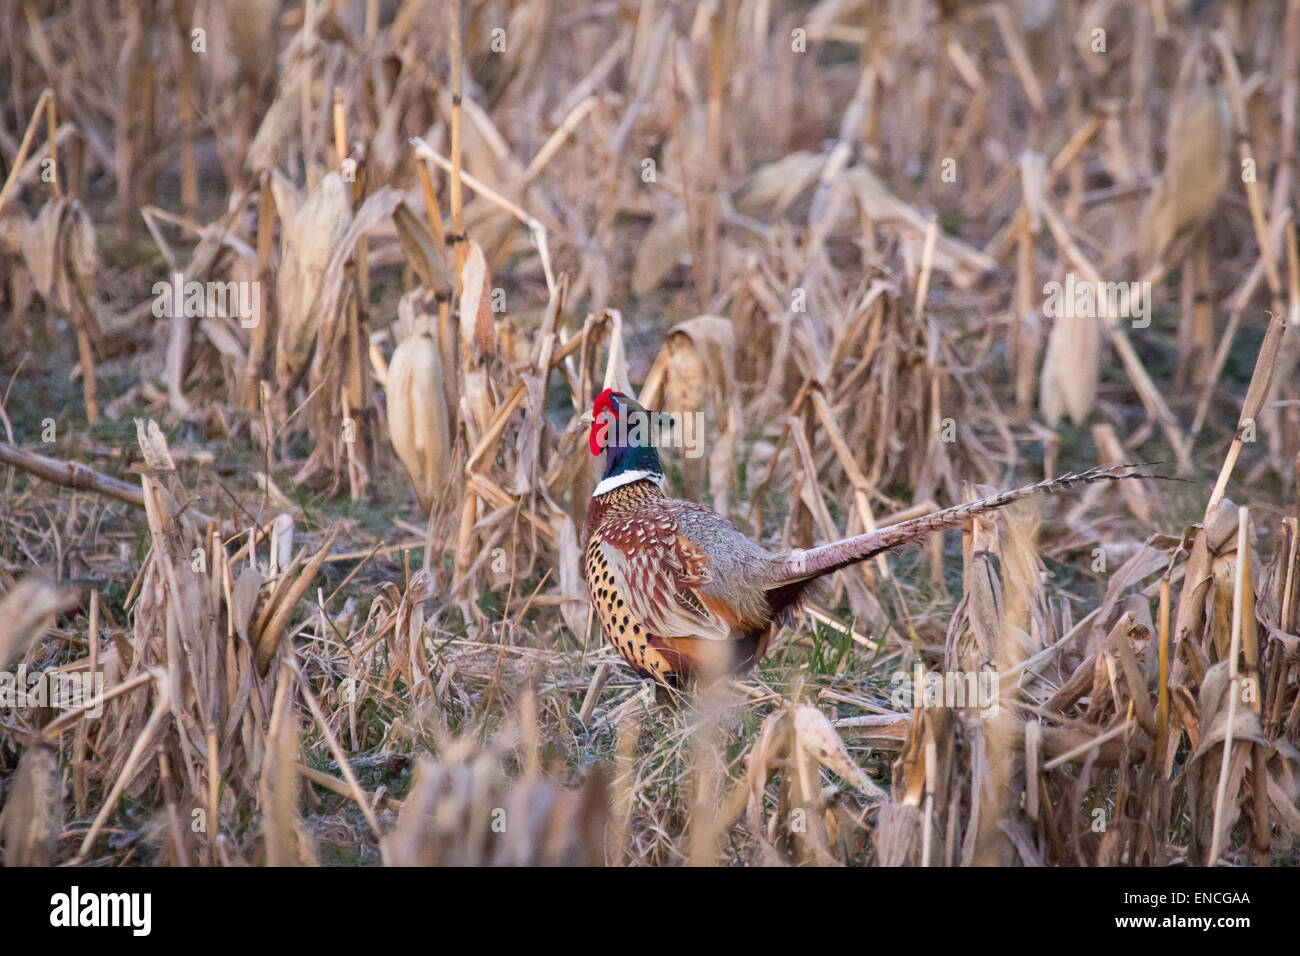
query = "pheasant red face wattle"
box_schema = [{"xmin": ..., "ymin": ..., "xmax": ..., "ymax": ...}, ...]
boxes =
[{"xmin": 588, "ymin": 388, "xmax": 619, "ymax": 456}]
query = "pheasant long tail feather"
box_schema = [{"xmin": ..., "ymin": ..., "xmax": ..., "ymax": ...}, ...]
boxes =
[{"xmin": 766, "ymin": 465, "xmax": 1154, "ymax": 587}]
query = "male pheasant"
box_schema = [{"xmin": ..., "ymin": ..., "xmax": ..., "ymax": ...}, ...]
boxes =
[{"xmin": 581, "ymin": 389, "xmax": 1145, "ymax": 688}]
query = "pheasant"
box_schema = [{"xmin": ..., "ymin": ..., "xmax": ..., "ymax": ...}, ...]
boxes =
[{"xmin": 581, "ymin": 389, "xmax": 1147, "ymax": 688}]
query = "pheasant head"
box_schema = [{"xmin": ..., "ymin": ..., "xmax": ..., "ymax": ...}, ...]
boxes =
[{"xmin": 586, "ymin": 388, "xmax": 666, "ymax": 497}]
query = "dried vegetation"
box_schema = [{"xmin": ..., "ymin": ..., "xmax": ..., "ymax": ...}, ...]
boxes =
[{"xmin": 0, "ymin": 0, "xmax": 1299, "ymax": 866}]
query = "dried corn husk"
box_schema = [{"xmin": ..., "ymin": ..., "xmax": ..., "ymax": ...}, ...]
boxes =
[
  {"xmin": 793, "ymin": 704, "xmax": 888, "ymax": 801},
  {"xmin": 648, "ymin": 315, "xmax": 741, "ymax": 511},
  {"xmin": 458, "ymin": 239, "xmax": 496, "ymax": 358},
  {"xmin": 1040, "ymin": 310, "xmax": 1100, "ymax": 426},
  {"xmin": 458, "ymin": 240, "xmax": 498, "ymax": 441},
  {"xmin": 58, "ymin": 200, "xmax": 98, "ymax": 327},
  {"xmin": 1138, "ymin": 79, "xmax": 1231, "ymax": 269},
  {"xmin": 387, "ymin": 306, "xmax": 451, "ymax": 513},
  {"xmin": 226, "ymin": 0, "xmax": 278, "ymax": 91},
  {"xmin": 274, "ymin": 172, "xmax": 352, "ymax": 388}
]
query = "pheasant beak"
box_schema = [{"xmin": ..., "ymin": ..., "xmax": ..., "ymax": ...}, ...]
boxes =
[{"xmin": 579, "ymin": 410, "xmax": 594, "ymax": 425}]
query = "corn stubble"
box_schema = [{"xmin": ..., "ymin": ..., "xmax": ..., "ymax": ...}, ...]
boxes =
[{"xmin": 0, "ymin": 1, "xmax": 1298, "ymax": 867}]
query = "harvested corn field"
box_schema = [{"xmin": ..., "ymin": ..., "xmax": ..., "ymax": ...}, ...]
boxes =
[{"xmin": 0, "ymin": 0, "xmax": 1298, "ymax": 875}]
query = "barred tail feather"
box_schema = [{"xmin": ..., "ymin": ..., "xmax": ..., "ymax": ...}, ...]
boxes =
[{"xmin": 766, "ymin": 465, "xmax": 1153, "ymax": 588}]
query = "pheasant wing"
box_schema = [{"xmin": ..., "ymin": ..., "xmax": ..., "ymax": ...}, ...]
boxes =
[{"xmin": 597, "ymin": 512, "xmax": 733, "ymax": 642}]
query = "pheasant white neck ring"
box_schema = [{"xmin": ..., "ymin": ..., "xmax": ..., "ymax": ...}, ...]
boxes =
[{"xmin": 592, "ymin": 468, "xmax": 665, "ymax": 498}]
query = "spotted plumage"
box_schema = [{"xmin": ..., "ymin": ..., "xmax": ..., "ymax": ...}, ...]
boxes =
[
  {"xmin": 580, "ymin": 389, "xmax": 1152, "ymax": 689},
  {"xmin": 582, "ymin": 477, "xmax": 771, "ymax": 684}
]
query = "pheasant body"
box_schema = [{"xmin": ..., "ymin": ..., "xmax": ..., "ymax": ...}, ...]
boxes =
[
  {"xmin": 581, "ymin": 389, "xmax": 1148, "ymax": 688},
  {"xmin": 582, "ymin": 475, "xmax": 779, "ymax": 684}
]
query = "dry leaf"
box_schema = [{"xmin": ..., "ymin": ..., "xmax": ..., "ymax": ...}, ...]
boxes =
[
  {"xmin": 631, "ymin": 209, "xmax": 687, "ymax": 296},
  {"xmin": 0, "ymin": 576, "xmax": 75, "ymax": 669},
  {"xmin": 21, "ymin": 198, "xmax": 65, "ymax": 300},
  {"xmin": 0, "ymin": 742, "xmax": 62, "ymax": 865}
]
